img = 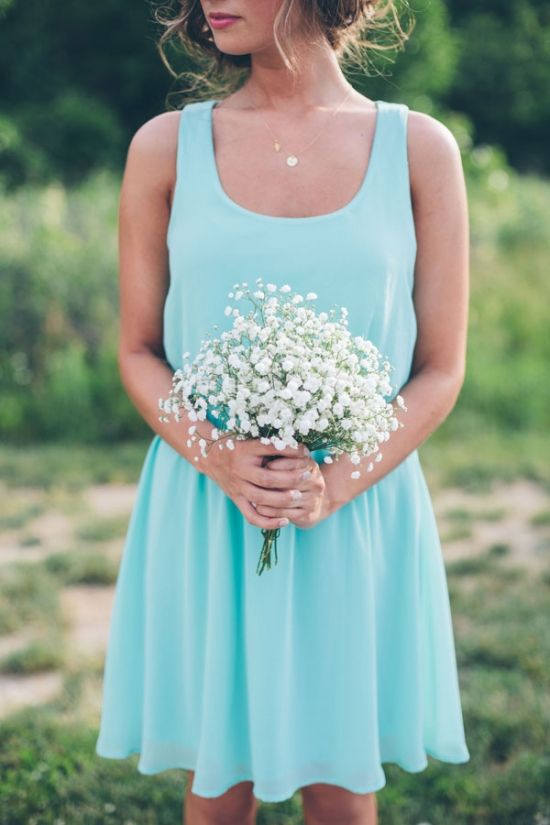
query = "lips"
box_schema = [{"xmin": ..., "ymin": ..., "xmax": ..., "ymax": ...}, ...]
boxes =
[{"xmin": 209, "ymin": 12, "xmax": 240, "ymax": 19}]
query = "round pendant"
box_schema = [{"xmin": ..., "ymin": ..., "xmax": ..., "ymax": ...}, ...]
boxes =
[{"xmin": 286, "ymin": 154, "xmax": 298, "ymax": 167}]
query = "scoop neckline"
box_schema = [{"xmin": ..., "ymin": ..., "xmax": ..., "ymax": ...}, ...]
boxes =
[{"xmin": 206, "ymin": 97, "xmax": 383, "ymax": 224}]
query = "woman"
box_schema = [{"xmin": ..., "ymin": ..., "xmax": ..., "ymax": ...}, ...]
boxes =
[{"xmin": 95, "ymin": 1, "xmax": 471, "ymax": 823}]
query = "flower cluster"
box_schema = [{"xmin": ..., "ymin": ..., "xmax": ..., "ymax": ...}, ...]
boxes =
[{"xmin": 159, "ymin": 277, "xmax": 407, "ymax": 480}]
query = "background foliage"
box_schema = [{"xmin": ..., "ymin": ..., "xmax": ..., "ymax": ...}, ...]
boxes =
[{"xmin": 1, "ymin": 0, "xmax": 550, "ymax": 188}]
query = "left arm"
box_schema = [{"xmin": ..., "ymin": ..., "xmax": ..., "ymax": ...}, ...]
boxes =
[
  {"xmin": 321, "ymin": 111, "xmax": 470, "ymax": 518},
  {"xmin": 257, "ymin": 111, "xmax": 470, "ymax": 527}
]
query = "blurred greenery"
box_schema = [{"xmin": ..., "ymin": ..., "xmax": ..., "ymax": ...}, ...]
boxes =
[
  {"xmin": 0, "ymin": 0, "xmax": 548, "ymax": 463},
  {"xmin": 1, "ymin": 143, "xmax": 548, "ymax": 466},
  {"xmin": 1, "ymin": 0, "xmax": 550, "ymax": 186}
]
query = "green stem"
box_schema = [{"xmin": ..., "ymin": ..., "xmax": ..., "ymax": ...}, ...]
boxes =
[{"xmin": 256, "ymin": 527, "xmax": 280, "ymax": 575}]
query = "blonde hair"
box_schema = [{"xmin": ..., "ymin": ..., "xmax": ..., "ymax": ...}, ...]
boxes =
[{"xmin": 152, "ymin": 0, "xmax": 414, "ymax": 106}]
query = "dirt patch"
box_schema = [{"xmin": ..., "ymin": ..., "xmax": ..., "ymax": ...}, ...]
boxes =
[
  {"xmin": 0, "ymin": 671, "xmax": 63, "ymax": 720},
  {"xmin": 84, "ymin": 484, "xmax": 136, "ymax": 519},
  {"xmin": 60, "ymin": 585, "xmax": 116, "ymax": 660},
  {"xmin": 434, "ymin": 479, "xmax": 550, "ymax": 572}
]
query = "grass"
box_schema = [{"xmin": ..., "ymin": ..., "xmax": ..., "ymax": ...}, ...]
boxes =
[
  {"xmin": 18, "ymin": 534, "xmax": 42, "ymax": 547},
  {"xmin": 0, "ymin": 563, "xmax": 63, "ymax": 637},
  {"xmin": 42, "ymin": 550, "xmax": 118, "ymax": 586},
  {"xmin": 0, "ymin": 441, "xmax": 149, "ymax": 490},
  {"xmin": 443, "ymin": 507, "xmax": 508, "ymax": 524},
  {"xmin": 419, "ymin": 430, "xmax": 550, "ymax": 493},
  {"xmin": 446, "ymin": 554, "xmax": 496, "ymax": 576},
  {"xmin": 487, "ymin": 542, "xmax": 511, "ymax": 558},
  {"xmin": 0, "ymin": 501, "xmax": 46, "ymax": 531},
  {"xmin": 530, "ymin": 509, "xmax": 550, "ymax": 528},
  {"xmin": 440, "ymin": 523, "xmax": 474, "ymax": 543},
  {"xmin": 0, "ymin": 639, "xmax": 65, "ymax": 675},
  {"xmin": 75, "ymin": 515, "xmax": 129, "ymax": 543}
]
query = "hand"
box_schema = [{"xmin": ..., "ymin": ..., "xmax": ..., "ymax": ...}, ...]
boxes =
[
  {"xmin": 198, "ymin": 433, "xmax": 314, "ymax": 530},
  {"xmin": 253, "ymin": 453, "xmax": 329, "ymax": 530}
]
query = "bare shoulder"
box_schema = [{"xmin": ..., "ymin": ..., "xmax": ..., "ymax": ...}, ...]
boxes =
[
  {"xmin": 406, "ymin": 109, "xmax": 465, "ymax": 195},
  {"xmin": 123, "ymin": 110, "xmax": 182, "ymax": 195}
]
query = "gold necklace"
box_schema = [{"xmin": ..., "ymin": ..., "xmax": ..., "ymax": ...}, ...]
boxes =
[{"xmin": 247, "ymin": 85, "xmax": 354, "ymax": 168}]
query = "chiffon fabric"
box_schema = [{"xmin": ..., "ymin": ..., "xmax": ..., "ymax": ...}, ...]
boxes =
[{"xmin": 95, "ymin": 98, "xmax": 470, "ymax": 802}]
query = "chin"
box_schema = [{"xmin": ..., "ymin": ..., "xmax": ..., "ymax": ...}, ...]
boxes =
[{"xmin": 214, "ymin": 43, "xmax": 252, "ymax": 56}]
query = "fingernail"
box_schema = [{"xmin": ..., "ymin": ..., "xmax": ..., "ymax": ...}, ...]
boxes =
[
  {"xmin": 301, "ymin": 470, "xmax": 312, "ymax": 480},
  {"xmin": 280, "ymin": 518, "xmax": 289, "ymax": 526},
  {"xmin": 290, "ymin": 489, "xmax": 302, "ymax": 500}
]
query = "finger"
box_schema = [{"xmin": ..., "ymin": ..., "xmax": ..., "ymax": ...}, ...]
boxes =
[
  {"xmin": 243, "ymin": 480, "xmax": 310, "ymax": 509},
  {"xmin": 264, "ymin": 457, "xmax": 315, "ymax": 472},
  {"xmin": 256, "ymin": 503, "xmax": 308, "ymax": 518},
  {"xmin": 238, "ymin": 495, "xmax": 290, "ymax": 530},
  {"xmin": 255, "ymin": 441, "xmax": 310, "ymax": 460},
  {"xmin": 245, "ymin": 463, "xmax": 300, "ymax": 490}
]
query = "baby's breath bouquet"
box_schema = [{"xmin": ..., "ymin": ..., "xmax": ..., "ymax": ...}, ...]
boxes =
[{"xmin": 159, "ymin": 277, "xmax": 407, "ymax": 575}]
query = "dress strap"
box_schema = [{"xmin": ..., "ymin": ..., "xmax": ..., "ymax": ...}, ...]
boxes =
[
  {"xmin": 167, "ymin": 100, "xmax": 213, "ymax": 247},
  {"xmin": 370, "ymin": 101, "xmax": 414, "ymax": 228}
]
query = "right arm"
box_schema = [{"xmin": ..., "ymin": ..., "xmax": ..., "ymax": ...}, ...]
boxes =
[
  {"xmin": 117, "ymin": 111, "xmax": 192, "ymax": 460},
  {"xmin": 116, "ymin": 112, "xmax": 314, "ymax": 529}
]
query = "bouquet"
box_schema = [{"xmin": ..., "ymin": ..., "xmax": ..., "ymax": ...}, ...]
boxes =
[{"xmin": 159, "ymin": 277, "xmax": 407, "ymax": 575}]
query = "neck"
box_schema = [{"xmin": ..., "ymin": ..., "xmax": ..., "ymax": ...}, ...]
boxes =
[{"xmin": 242, "ymin": 40, "xmax": 353, "ymax": 114}]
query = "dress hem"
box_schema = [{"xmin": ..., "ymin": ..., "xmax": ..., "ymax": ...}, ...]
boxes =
[{"xmin": 95, "ymin": 742, "xmax": 471, "ymax": 803}]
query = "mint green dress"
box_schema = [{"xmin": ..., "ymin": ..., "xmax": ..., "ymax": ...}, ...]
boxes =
[{"xmin": 95, "ymin": 98, "xmax": 470, "ymax": 802}]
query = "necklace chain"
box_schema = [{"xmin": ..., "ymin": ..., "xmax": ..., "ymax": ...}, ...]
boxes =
[{"xmin": 246, "ymin": 85, "xmax": 354, "ymax": 168}]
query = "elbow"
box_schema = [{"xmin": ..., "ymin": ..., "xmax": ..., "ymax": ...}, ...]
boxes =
[
  {"xmin": 117, "ymin": 341, "xmax": 166, "ymax": 383},
  {"xmin": 117, "ymin": 343, "xmax": 152, "ymax": 387},
  {"xmin": 417, "ymin": 362, "xmax": 466, "ymax": 416},
  {"xmin": 440, "ymin": 364, "xmax": 466, "ymax": 414},
  {"xmin": 117, "ymin": 348, "xmax": 133, "ymax": 392}
]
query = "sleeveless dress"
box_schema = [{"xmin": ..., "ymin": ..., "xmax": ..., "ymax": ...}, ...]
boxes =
[{"xmin": 95, "ymin": 98, "xmax": 470, "ymax": 802}]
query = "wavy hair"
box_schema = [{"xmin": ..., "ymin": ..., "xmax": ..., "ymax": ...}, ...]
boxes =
[{"xmin": 152, "ymin": 0, "xmax": 414, "ymax": 105}]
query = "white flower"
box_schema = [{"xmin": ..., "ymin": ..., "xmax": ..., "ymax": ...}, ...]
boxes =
[
  {"xmin": 224, "ymin": 305, "xmax": 232, "ymax": 316},
  {"xmin": 158, "ymin": 278, "xmax": 406, "ymax": 514},
  {"xmin": 350, "ymin": 470, "xmax": 361, "ymax": 479}
]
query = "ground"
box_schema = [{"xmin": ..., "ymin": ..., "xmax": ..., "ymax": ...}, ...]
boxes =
[{"xmin": 0, "ymin": 472, "xmax": 548, "ymax": 722}]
